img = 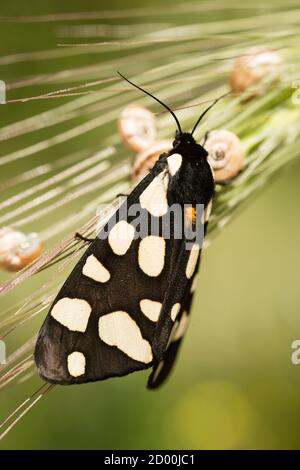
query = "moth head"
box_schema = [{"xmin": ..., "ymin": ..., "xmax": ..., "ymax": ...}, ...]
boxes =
[
  {"xmin": 173, "ymin": 131, "xmax": 195, "ymax": 147},
  {"xmin": 172, "ymin": 131, "xmax": 208, "ymax": 160}
]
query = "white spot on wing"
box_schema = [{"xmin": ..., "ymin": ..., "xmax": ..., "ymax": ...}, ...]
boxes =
[
  {"xmin": 98, "ymin": 311, "xmax": 153, "ymax": 363},
  {"xmin": 108, "ymin": 220, "xmax": 135, "ymax": 256},
  {"xmin": 201, "ymin": 199, "xmax": 213, "ymax": 224},
  {"xmin": 138, "ymin": 236, "xmax": 165, "ymax": 277},
  {"xmin": 67, "ymin": 351, "xmax": 86, "ymax": 377},
  {"xmin": 172, "ymin": 311, "xmax": 189, "ymax": 342},
  {"xmin": 190, "ymin": 274, "xmax": 198, "ymax": 293},
  {"xmin": 167, "ymin": 153, "xmax": 182, "ymax": 176},
  {"xmin": 140, "ymin": 299, "xmax": 162, "ymax": 322},
  {"xmin": 51, "ymin": 298, "xmax": 91, "ymax": 332},
  {"xmin": 186, "ymin": 244, "xmax": 200, "ymax": 279},
  {"xmin": 139, "ymin": 171, "xmax": 169, "ymax": 217},
  {"xmin": 205, "ymin": 199, "xmax": 213, "ymax": 222},
  {"xmin": 82, "ymin": 255, "xmax": 110, "ymax": 283},
  {"xmin": 171, "ymin": 303, "xmax": 181, "ymax": 321}
]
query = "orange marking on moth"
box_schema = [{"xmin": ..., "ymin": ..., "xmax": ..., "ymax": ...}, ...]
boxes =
[{"xmin": 184, "ymin": 206, "xmax": 197, "ymax": 226}]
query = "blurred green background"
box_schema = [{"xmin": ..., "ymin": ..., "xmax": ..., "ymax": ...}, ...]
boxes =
[{"xmin": 0, "ymin": 0, "xmax": 300, "ymax": 450}]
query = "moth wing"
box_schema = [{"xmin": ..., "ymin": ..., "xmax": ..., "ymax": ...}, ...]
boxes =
[
  {"xmin": 35, "ymin": 157, "xmax": 191, "ymax": 385},
  {"xmin": 147, "ymin": 214, "xmax": 211, "ymax": 388},
  {"xmin": 148, "ymin": 257, "xmax": 200, "ymax": 389}
]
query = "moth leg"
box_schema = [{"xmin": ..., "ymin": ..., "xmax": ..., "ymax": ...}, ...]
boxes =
[
  {"xmin": 202, "ymin": 130, "xmax": 210, "ymax": 147},
  {"xmin": 74, "ymin": 232, "xmax": 95, "ymax": 243},
  {"xmin": 116, "ymin": 193, "xmax": 128, "ymax": 198}
]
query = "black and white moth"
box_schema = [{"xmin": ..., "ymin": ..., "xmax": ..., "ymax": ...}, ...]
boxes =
[{"xmin": 34, "ymin": 73, "xmax": 224, "ymax": 389}]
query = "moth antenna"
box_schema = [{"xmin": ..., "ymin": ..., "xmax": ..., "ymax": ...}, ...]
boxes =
[
  {"xmin": 191, "ymin": 91, "xmax": 231, "ymax": 136},
  {"xmin": 117, "ymin": 71, "xmax": 182, "ymax": 135}
]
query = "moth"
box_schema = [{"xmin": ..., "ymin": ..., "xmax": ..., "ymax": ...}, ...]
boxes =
[{"xmin": 34, "ymin": 73, "xmax": 225, "ymax": 388}]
